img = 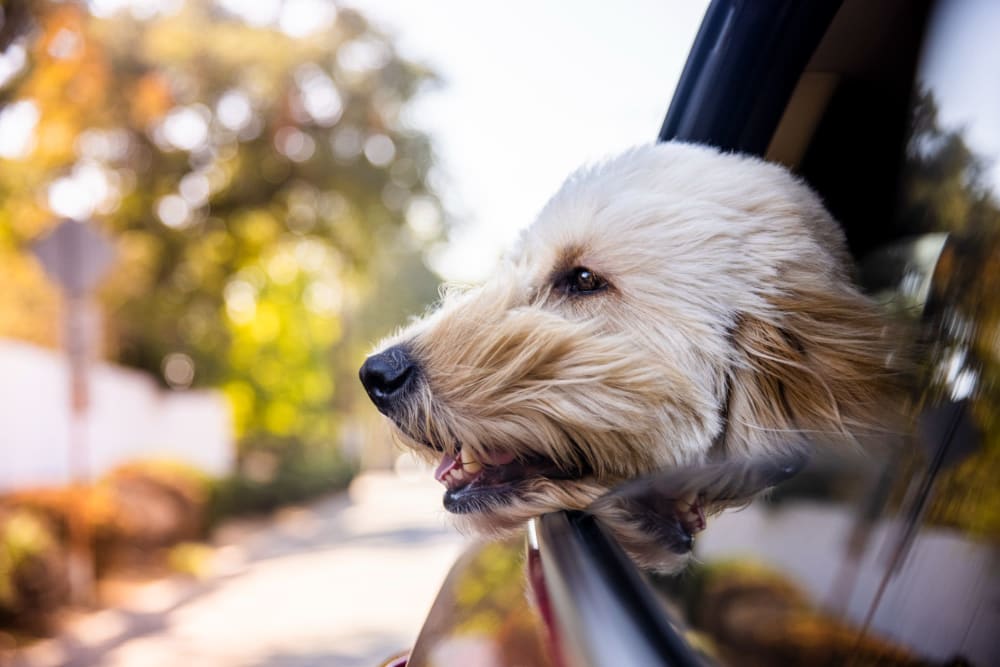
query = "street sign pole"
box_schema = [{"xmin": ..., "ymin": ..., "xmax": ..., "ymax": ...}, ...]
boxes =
[
  {"xmin": 32, "ymin": 219, "xmax": 116, "ymax": 607},
  {"xmin": 64, "ymin": 293, "xmax": 90, "ymax": 483}
]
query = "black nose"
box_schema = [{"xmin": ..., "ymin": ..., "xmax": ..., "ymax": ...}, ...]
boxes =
[{"xmin": 359, "ymin": 345, "xmax": 417, "ymax": 410}]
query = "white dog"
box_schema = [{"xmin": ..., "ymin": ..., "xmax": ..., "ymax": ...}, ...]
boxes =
[{"xmin": 361, "ymin": 142, "xmax": 900, "ymax": 559}]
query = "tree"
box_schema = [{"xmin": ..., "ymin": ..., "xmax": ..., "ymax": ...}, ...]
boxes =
[
  {"xmin": 0, "ymin": 1, "xmax": 442, "ymax": 471},
  {"xmin": 897, "ymin": 88, "xmax": 1000, "ymax": 539}
]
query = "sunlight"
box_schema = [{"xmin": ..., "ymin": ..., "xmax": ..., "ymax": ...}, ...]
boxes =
[
  {"xmin": 0, "ymin": 41, "xmax": 27, "ymax": 88},
  {"xmin": 294, "ymin": 63, "xmax": 343, "ymax": 126},
  {"xmin": 159, "ymin": 105, "xmax": 211, "ymax": 152},
  {"xmin": 47, "ymin": 161, "xmax": 113, "ymax": 220},
  {"xmin": 156, "ymin": 194, "xmax": 192, "ymax": 228},
  {"xmin": 0, "ymin": 100, "xmax": 38, "ymax": 159},
  {"xmin": 216, "ymin": 90, "xmax": 253, "ymax": 133}
]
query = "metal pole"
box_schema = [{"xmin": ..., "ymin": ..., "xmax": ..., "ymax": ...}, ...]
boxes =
[{"xmin": 64, "ymin": 293, "xmax": 94, "ymax": 606}]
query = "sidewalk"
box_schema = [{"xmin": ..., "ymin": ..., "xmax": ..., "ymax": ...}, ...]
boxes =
[{"xmin": 10, "ymin": 470, "xmax": 468, "ymax": 667}]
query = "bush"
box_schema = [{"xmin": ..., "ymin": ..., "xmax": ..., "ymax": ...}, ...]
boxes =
[
  {"xmin": 0, "ymin": 450, "xmax": 354, "ymax": 634},
  {"xmin": 97, "ymin": 460, "xmax": 212, "ymax": 572},
  {"xmin": 207, "ymin": 436, "xmax": 356, "ymax": 525},
  {"xmin": 656, "ymin": 560, "xmax": 924, "ymax": 667},
  {"xmin": 0, "ymin": 486, "xmax": 115, "ymax": 547},
  {"xmin": 101, "ymin": 461, "xmax": 210, "ymax": 543},
  {"xmin": 0, "ymin": 461, "xmax": 211, "ymax": 581},
  {"xmin": 0, "ymin": 510, "xmax": 68, "ymax": 632}
]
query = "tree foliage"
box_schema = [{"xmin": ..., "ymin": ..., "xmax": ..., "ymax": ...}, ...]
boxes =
[
  {"xmin": 898, "ymin": 89, "xmax": 1000, "ymax": 538},
  {"xmin": 0, "ymin": 1, "xmax": 442, "ymax": 461}
]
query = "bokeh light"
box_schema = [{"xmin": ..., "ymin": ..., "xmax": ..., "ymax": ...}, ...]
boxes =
[
  {"xmin": 0, "ymin": 100, "xmax": 38, "ymax": 159},
  {"xmin": 162, "ymin": 351, "xmax": 196, "ymax": 389}
]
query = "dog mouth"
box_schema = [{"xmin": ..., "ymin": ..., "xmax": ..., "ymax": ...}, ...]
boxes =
[{"xmin": 433, "ymin": 447, "xmax": 585, "ymax": 514}]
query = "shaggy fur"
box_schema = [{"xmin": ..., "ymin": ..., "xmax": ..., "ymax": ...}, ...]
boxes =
[{"xmin": 365, "ymin": 142, "xmax": 900, "ymax": 549}]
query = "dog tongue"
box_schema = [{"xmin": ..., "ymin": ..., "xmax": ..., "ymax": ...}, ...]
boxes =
[{"xmin": 434, "ymin": 454, "xmax": 461, "ymax": 482}]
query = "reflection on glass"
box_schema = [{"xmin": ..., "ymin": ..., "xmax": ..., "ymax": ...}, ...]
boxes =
[
  {"xmin": 568, "ymin": 3, "xmax": 1000, "ymax": 666},
  {"xmin": 407, "ymin": 538, "xmax": 553, "ymax": 667},
  {"xmin": 896, "ymin": 3, "xmax": 1000, "ymax": 540}
]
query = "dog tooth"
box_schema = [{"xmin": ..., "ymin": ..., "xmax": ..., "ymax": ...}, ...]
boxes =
[{"xmin": 461, "ymin": 449, "xmax": 482, "ymax": 474}]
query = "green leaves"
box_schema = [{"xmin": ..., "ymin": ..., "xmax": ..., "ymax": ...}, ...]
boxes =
[{"xmin": 0, "ymin": 2, "xmax": 443, "ymax": 462}]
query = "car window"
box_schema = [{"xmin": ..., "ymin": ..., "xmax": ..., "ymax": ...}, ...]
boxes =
[{"xmin": 651, "ymin": 2, "xmax": 1000, "ymax": 665}]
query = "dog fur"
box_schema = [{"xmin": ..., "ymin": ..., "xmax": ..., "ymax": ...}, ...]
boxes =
[{"xmin": 365, "ymin": 142, "xmax": 900, "ymax": 545}]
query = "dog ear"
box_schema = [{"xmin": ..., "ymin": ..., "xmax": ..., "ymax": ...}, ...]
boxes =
[{"xmin": 723, "ymin": 276, "xmax": 904, "ymax": 458}]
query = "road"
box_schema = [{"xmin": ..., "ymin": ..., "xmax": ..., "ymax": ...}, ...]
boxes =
[{"xmin": 11, "ymin": 471, "xmax": 468, "ymax": 667}]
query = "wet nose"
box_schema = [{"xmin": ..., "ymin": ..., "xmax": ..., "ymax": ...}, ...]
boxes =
[{"xmin": 359, "ymin": 345, "xmax": 417, "ymax": 409}]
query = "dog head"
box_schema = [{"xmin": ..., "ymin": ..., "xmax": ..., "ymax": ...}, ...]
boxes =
[{"xmin": 360, "ymin": 142, "xmax": 899, "ymax": 537}]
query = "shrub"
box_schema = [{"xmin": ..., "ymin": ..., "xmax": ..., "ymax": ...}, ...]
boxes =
[
  {"xmin": 207, "ymin": 436, "xmax": 356, "ymax": 525},
  {"xmin": 0, "ymin": 510, "xmax": 68, "ymax": 632},
  {"xmin": 0, "ymin": 486, "xmax": 115, "ymax": 546},
  {"xmin": 0, "ymin": 448, "xmax": 355, "ymax": 632},
  {"xmin": 96, "ymin": 460, "xmax": 212, "ymax": 572}
]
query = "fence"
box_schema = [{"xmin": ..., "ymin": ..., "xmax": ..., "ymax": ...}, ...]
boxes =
[{"xmin": 0, "ymin": 338, "xmax": 233, "ymax": 489}]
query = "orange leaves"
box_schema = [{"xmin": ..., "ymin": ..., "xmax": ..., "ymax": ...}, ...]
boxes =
[
  {"xmin": 129, "ymin": 72, "xmax": 174, "ymax": 129},
  {"xmin": 20, "ymin": 4, "xmax": 113, "ymax": 166}
]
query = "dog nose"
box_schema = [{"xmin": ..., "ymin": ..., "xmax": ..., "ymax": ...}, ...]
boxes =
[{"xmin": 359, "ymin": 345, "xmax": 417, "ymax": 408}]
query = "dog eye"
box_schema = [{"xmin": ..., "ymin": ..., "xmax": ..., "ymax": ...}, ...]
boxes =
[{"xmin": 566, "ymin": 267, "xmax": 607, "ymax": 294}]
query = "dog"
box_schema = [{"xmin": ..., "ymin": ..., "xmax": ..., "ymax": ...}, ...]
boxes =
[{"xmin": 360, "ymin": 142, "xmax": 900, "ymax": 563}]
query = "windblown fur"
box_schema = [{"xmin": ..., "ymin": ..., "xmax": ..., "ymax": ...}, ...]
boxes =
[{"xmin": 366, "ymin": 142, "xmax": 902, "ymax": 551}]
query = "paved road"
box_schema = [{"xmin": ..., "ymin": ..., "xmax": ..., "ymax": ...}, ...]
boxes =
[{"xmin": 11, "ymin": 471, "xmax": 468, "ymax": 667}]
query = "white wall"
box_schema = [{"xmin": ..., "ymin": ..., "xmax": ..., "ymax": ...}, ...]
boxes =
[{"xmin": 0, "ymin": 338, "xmax": 234, "ymax": 489}]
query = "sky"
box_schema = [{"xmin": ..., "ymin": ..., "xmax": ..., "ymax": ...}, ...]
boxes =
[
  {"xmin": 350, "ymin": 0, "xmax": 709, "ymax": 281},
  {"xmin": 918, "ymin": 0, "xmax": 1000, "ymax": 197}
]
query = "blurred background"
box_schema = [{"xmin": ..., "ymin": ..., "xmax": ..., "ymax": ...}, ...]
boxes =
[
  {"xmin": 0, "ymin": 1, "xmax": 707, "ymax": 664},
  {"xmin": 8, "ymin": 2, "xmax": 997, "ymax": 666}
]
